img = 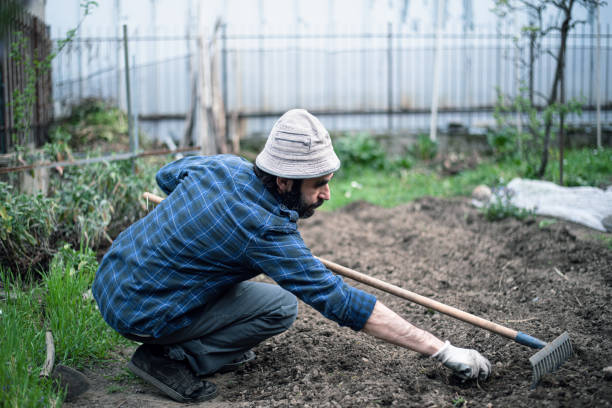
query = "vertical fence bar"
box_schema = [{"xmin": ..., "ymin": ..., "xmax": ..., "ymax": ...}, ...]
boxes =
[
  {"xmin": 387, "ymin": 22, "xmax": 393, "ymax": 134},
  {"xmin": 122, "ymin": 25, "xmax": 134, "ymax": 160}
]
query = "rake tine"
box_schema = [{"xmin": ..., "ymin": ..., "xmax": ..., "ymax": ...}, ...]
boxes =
[{"xmin": 528, "ymin": 332, "xmax": 573, "ymax": 389}]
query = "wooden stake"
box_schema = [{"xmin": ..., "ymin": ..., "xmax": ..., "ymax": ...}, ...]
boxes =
[{"xmin": 39, "ymin": 331, "xmax": 55, "ymax": 378}]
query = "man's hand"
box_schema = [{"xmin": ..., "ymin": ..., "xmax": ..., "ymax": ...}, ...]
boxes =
[{"xmin": 431, "ymin": 341, "xmax": 491, "ymax": 381}]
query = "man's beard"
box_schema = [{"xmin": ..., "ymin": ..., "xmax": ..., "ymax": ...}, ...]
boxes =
[{"xmin": 281, "ymin": 183, "xmax": 323, "ymax": 219}]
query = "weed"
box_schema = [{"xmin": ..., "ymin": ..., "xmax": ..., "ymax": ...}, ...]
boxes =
[
  {"xmin": 480, "ymin": 188, "xmax": 533, "ymax": 222},
  {"xmin": 106, "ymin": 384, "xmax": 125, "ymax": 394},
  {"xmin": 424, "ymin": 308, "xmax": 436, "ymax": 316},
  {"xmin": 593, "ymin": 234, "xmax": 612, "ymax": 250},
  {"xmin": 538, "ymin": 219, "xmax": 557, "ymax": 229},
  {"xmin": 452, "ymin": 395, "xmax": 466, "ymax": 407}
]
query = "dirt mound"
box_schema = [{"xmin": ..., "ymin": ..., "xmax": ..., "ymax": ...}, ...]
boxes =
[{"xmin": 67, "ymin": 197, "xmax": 612, "ymax": 407}]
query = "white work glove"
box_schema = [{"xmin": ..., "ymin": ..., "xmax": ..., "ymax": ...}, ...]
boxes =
[{"xmin": 431, "ymin": 341, "xmax": 491, "ymax": 381}]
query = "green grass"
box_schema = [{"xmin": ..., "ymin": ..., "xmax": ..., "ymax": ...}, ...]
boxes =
[
  {"xmin": 0, "ymin": 273, "xmax": 59, "ymax": 407},
  {"xmin": 1, "ymin": 245, "xmax": 128, "ymax": 407},
  {"xmin": 594, "ymin": 234, "xmax": 612, "ymax": 250},
  {"xmin": 44, "ymin": 245, "xmax": 128, "ymax": 367},
  {"xmin": 326, "ymin": 161, "xmax": 510, "ymax": 210},
  {"xmin": 324, "ymin": 148, "xmax": 612, "ymax": 211},
  {"xmin": 544, "ymin": 148, "xmax": 612, "ymax": 187}
]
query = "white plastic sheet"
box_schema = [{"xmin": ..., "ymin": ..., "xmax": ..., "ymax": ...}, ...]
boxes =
[{"xmin": 494, "ymin": 178, "xmax": 612, "ymax": 232}]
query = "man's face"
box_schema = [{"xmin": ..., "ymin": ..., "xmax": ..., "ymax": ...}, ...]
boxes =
[{"xmin": 278, "ymin": 173, "xmax": 334, "ymax": 219}]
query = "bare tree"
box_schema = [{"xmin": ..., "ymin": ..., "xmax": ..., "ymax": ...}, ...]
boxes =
[{"xmin": 495, "ymin": 0, "xmax": 602, "ymax": 181}]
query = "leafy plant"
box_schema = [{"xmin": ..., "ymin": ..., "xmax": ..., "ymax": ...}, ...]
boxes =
[
  {"xmin": 333, "ymin": 133, "xmax": 388, "ymax": 171},
  {"xmin": 409, "ymin": 133, "xmax": 438, "ymax": 161}
]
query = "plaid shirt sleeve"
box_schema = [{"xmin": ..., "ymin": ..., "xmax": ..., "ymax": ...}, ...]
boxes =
[{"xmin": 245, "ymin": 224, "xmax": 377, "ymax": 331}]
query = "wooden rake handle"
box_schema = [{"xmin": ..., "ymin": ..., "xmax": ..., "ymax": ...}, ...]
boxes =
[
  {"xmin": 141, "ymin": 191, "xmax": 520, "ymax": 342},
  {"xmin": 315, "ymin": 256, "xmax": 519, "ymax": 341}
]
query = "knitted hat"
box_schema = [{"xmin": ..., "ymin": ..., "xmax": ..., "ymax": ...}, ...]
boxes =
[{"xmin": 255, "ymin": 109, "xmax": 340, "ymax": 179}]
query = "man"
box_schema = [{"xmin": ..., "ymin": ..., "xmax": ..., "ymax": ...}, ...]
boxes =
[{"xmin": 93, "ymin": 109, "xmax": 491, "ymax": 403}]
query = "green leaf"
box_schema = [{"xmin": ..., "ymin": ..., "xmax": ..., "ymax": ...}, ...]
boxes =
[{"xmin": 23, "ymin": 231, "xmax": 37, "ymax": 245}]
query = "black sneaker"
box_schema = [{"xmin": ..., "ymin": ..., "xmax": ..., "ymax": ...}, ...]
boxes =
[
  {"xmin": 218, "ymin": 350, "xmax": 256, "ymax": 374},
  {"xmin": 128, "ymin": 344, "xmax": 217, "ymax": 403}
]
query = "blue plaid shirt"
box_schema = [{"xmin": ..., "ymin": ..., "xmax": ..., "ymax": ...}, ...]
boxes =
[{"xmin": 93, "ymin": 155, "xmax": 376, "ymax": 338}]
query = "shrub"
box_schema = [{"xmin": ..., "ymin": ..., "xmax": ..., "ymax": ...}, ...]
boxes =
[
  {"xmin": 57, "ymin": 99, "xmax": 128, "ymax": 148},
  {"xmin": 0, "ymin": 182, "xmax": 57, "ymax": 273},
  {"xmin": 0, "ymin": 156, "xmax": 160, "ymax": 274},
  {"xmin": 333, "ymin": 133, "xmax": 388, "ymax": 171},
  {"xmin": 49, "ymin": 159, "xmax": 154, "ymax": 247}
]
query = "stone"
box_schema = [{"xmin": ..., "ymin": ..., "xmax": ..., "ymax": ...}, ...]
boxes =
[{"xmin": 472, "ymin": 185, "xmax": 492, "ymax": 202}]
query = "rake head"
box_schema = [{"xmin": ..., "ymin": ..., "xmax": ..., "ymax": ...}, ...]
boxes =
[{"xmin": 528, "ymin": 332, "xmax": 573, "ymax": 389}]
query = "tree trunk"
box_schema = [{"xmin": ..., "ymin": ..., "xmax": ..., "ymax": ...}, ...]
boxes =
[{"xmin": 537, "ymin": 0, "xmax": 573, "ymax": 178}]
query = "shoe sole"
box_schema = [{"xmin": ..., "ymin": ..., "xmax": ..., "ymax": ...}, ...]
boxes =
[
  {"xmin": 128, "ymin": 361, "xmax": 217, "ymax": 403},
  {"xmin": 218, "ymin": 350, "xmax": 256, "ymax": 374}
]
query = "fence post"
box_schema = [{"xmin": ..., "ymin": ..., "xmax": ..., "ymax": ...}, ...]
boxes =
[
  {"xmin": 122, "ymin": 25, "xmax": 134, "ymax": 163},
  {"xmin": 77, "ymin": 3, "xmax": 83, "ymax": 100},
  {"xmin": 132, "ymin": 55, "xmax": 139, "ymax": 152},
  {"xmin": 429, "ymin": 0, "xmax": 443, "ymax": 142},
  {"xmin": 596, "ymin": 3, "xmax": 601, "ymax": 149},
  {"xmin": 387, "ymin": 22, "xmax": 393, "ymax": 135},
  {"xmin": 222, "ymin": 23, "xmax": 229, "ymax": 149}
]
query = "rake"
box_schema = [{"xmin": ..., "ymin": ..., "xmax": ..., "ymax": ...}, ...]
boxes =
[
  {"xmin": 141, "ymin": 192, "xmax": 573, "ymax": 388},
  {"xmin": 316, "ymin": 257, "xmax": 573, "ymax": 388}
]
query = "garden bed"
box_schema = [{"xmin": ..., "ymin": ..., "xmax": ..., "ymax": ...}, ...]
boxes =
[{"xmin": 66, "ymin": 196, "xmax": 611, "ymax": 407}]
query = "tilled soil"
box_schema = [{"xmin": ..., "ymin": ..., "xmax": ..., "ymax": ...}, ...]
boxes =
[{"xmin": 67, "ymin": 197, "xmax": 612, "ymax": 407}]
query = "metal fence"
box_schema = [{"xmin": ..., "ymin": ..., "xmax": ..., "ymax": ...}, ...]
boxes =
[
  {"xmin": 1, "ymin": 1, "xmax": 53, "ymax": 154},
  {"xmin": 50, "ymin": 23, "xmax": 612, "ymax": 143}
]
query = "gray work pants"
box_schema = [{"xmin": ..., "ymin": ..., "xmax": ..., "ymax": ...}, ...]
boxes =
[{"xmin": 125, "ymin": 281, "xmax": 298, "ymax": 376}]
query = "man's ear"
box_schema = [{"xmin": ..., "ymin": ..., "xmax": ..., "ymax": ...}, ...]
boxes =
[{"xmin": 276, "ymin": 177, "xmax": 293, "ymax": 194}]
